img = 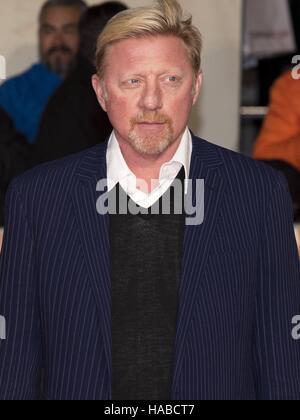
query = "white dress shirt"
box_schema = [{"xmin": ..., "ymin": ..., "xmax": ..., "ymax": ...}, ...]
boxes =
[{"xmin": 106, "ymin": 127, "xmax": 192, "ymax": 209}]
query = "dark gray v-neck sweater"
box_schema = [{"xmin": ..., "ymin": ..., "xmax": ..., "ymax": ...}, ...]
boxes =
[{"xmin": 110, "ymin": 167, "xmax": 185, "ymax": 400}]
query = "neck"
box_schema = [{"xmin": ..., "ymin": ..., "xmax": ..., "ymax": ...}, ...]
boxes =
[{"xmin": 115, "ymin": 133, "xmax": 184, "ymax": 192}]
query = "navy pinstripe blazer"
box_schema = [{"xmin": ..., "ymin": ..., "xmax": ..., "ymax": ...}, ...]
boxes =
[{"xmin": 0, "ymin": 135, "xmax": 300, "ymax": 400}]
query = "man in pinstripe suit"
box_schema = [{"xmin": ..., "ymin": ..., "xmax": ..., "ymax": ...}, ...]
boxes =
[{"xmin": 1, "ymin": 0, "xmax": 300, "ymax": 400}]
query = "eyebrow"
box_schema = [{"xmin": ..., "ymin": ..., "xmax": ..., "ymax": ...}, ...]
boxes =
[
  {"xmin": 62, "ymin": 23, "xmax": 78, "ymax": 30},
  {"xmin": 40, "ymin": 23, "xmax": 78, "ymax": 30},
  {"xmin": 40, "ymin": 23, "xmax": 56, "ymax": 30},
  {"xmin": 121, "ymin": 70, "xmax": 184, "ymax": 78}
]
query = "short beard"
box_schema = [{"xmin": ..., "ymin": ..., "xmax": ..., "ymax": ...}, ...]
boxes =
[
  {"xmin": 40, "ymin": 47, "xmax": 76, "ymax": 78},
  {"xmin": 128, "ymin": 112, "xmax": 175, "ymax": 156}
]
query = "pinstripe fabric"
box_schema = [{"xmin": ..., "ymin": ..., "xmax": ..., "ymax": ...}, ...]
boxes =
[{"xmin": 0, "ymin": 135, "xmax": 299, "ymax": 400}]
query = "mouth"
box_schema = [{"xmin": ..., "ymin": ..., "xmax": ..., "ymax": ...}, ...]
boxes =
[
  {"xmin": 137, "ymin": 122, "xmax": 166, "ymax": 131},
  {"xmin": 137, "ymin": 121, "xmax": 166, "ymax": 126},
  {"xmin": 48, "ymin": 49, "xmax": 72, "ymax": 57}
]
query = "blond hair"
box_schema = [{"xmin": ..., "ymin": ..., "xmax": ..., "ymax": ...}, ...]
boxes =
[{"xmin": 95, "ymin": 0, "xmax": 202, "ymax": 77}]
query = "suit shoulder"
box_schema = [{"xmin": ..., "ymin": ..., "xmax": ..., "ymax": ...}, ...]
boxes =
[
  {"xmin": 196, "ymin": 137, "xmax": 287, "ymax": 193},
  {"xmin": 0, "ymin": 66, "xmax": 34, "ymax": 94},
  {"xmin": 9, "ymin": 144, "xmax": 106, "ymax": 195}
]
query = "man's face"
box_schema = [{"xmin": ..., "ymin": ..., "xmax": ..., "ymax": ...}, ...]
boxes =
[
  {"xmin": 92, "ymin": 36, "xmax": 202, "ymax": 156},
  {"xmin": 39, "ymin": 6, "xmax": 82, "ymax": 77}
]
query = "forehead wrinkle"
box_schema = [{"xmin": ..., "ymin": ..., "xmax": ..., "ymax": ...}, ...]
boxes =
[
  {"xmin": 109, "ymin": 37, "xmax": 189, "ymax": 63},
  {"xmin": 103, "ymin": 36, "xmax": 195, "ymax": 81}
]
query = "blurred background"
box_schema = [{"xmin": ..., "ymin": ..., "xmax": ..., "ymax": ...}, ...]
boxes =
[
  {"xmin": 0, "ymin": 0, "xmax": 242, "ymax": 150},
  {"xmin": 0, "ymin": 0, "xmax": 299, "ymax": 253}
]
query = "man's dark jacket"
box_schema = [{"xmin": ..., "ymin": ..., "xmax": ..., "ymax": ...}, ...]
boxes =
[
  {"xmin": 0, "ymin": 108, "xmax": 33, "ymax": 225},
  {"xmin": 0, "ymin": 135, "xmax": 300, "ymax": 400}
]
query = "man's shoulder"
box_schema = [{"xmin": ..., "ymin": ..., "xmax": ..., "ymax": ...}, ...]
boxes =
[
  {"xmin": 0, "ymin": 65, "xmax": 37, "ymax": 91},
  {"xmin": 193, "ymin": 136, "xmax": 287, "ymax": 194},
  {"xmin": 0, "ymin": 63, "xmax": 60, "ymax": 95},
  {"xmin": 275, "ymin": 70, "xmax": 300, "ymax": 90},
  {"xmin": 9, "ymin": 143, "xmax": 107, "ymax": 197},
  {"xmin": 269, "ymin": 70, "xmax": 300, "ymax": 107}
]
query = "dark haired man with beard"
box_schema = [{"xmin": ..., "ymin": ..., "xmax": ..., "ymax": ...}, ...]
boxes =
[
  {"xmin": 0, "ymin": 0, "xmax": 87, "ymax": 144},
  {"xmin": 35, "ymin": 2, "xmax": 127, "ymax": 163}
]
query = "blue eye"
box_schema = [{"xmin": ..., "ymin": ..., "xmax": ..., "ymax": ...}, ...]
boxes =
[
  {"xmin": 128, "ymin": 79, "xmax": 140, "ymax": 85},
  {"xmin": 168, "ymin": 76, "xmax": 177, "ymax": 82}
]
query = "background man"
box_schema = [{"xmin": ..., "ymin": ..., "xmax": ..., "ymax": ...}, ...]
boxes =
[
  {"xmin": 0, "ymin": 0, "xmax": 87, "ymax": 143},
  {"xmin": 34, "ymin": 2, "xmax": 128, "ymax": 164}
]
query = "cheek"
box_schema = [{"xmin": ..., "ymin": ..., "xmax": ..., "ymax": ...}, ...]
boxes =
[
  {"xmin": 105, "ymin": 95, "xmax": 135, "ymax": 130},
  {"xmin": 167, "ymin": 93, "xmax": 194, "ymax": 121},
  {"xmin": 67, "ymin": 35, "xmax": 80, "ymax": 49},
  {"xmin": 40, "ymin": 36, "xmax": 52, "ymax": 51}
]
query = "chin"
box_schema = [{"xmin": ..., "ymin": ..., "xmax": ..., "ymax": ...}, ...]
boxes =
[{"xmin": 128, "ymin": 134, "xmax": 174, "ymax": 156}]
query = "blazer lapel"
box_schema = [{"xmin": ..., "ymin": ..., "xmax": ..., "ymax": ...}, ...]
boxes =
[
  {"xmin": 171, "ymin": 136, "xmax": 226, "ymax": 397},
  {"xmin": 72, "ymin": 142, "xmax": 112, "ymax": 384}
]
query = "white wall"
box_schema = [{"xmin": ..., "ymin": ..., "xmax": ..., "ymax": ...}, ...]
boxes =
[{"xmin": 0, "ymin": 0, "xmax": 243, "ymax": 151}]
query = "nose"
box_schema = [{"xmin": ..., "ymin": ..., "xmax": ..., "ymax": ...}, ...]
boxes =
[
  {"xmin": 52, "ymin": 30, "xmax": 65, "ymax": 47},
  {"xmin": 138, "ymin": 79, "xmax": 163, "ymax": 111}
]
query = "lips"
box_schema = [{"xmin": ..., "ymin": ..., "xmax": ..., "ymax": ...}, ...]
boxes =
[
  {"xmin": 139, "ymin": 121, "xmax": 165, "ymax": 123},
  {"xmin": 137, "ymin": 122, "xmax": 166, "ymax": 131}
]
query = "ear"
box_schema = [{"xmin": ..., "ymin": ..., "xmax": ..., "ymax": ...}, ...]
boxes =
[
  {"xmin": 192, "ymin": 71, "xmax": 203, "ymax": 105},
  {"xmin": 92, "ymin": 74, "xmax": 108, "ymax": 112}
]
